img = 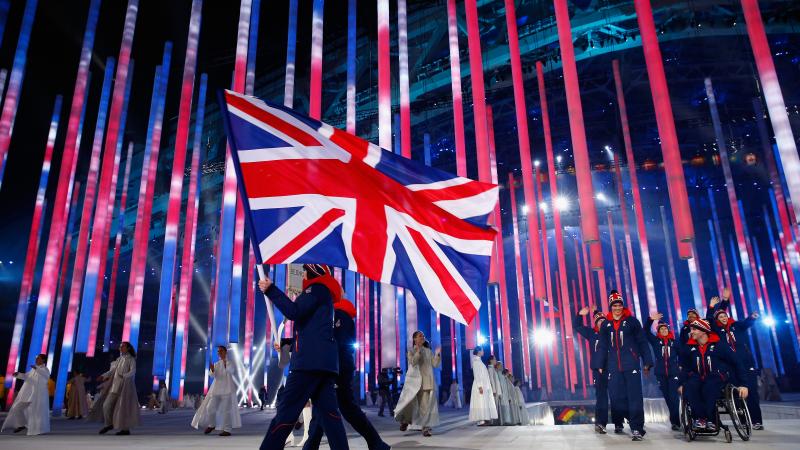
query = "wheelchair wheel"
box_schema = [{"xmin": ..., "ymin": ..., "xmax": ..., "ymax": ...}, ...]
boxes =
[
  {"xmin": 726, "ymin": 386, "xmax": 752, "ymax": 441},
  {"xmin": 680, "ymin": 395, "xmax": 695, "ymax": 441}
]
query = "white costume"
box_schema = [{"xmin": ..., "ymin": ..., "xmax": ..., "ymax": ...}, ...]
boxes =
[
  {"xmin": 158, "ymin": 386, "xmax": 170, "ymax": 413},
  {"xmin": 192, "ymin": 358, "xmax": 242, "ymax": 432},
  {"xmin": 102, "ymin": 354, "xmax": 140, "ymax": 430},
  {"xmin": 488, "ymin": 364, "xmax": 511, "ymax": 424},
  {"xmin": 515, "ymin": 384, "xmax": 529, "ymax": 425},
  {"xmin": 285, "ymin": 403, "xmax": 312, "ymax": 447},
  {"xmin": 395, "ymin": 346, "xmax": 441, "ymax": 430},
  {"xmin": 504, "ymin": 376, "xmax": 520, "ymax": 425},
  {"xmin": 2, "ymin": 364, "xmax": 50, "ymax": 435},
  {"xmin": 445, "ymin": 382, "xmax": 462, "ymax": 408},
  {"xmin": 468, "ymin": 355, "xmax": 498, "ymax": 422},
  {"xmin": 66, "ymin": 374, "xmax": 89, "ymax": 418}
]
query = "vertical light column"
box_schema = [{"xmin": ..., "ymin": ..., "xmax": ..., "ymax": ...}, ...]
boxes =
[
  {"xmin": 769, "ymin": 190, "xmax": 800, "ymax": 322},
  {"xmin": 3, "ymin": 95, "xmax": 60, "ymax": 403},
  {"xmin": 660, "ymin": 206, "xmax": 684, "ymax": 321},
  {"xmin": 634, "ymin": 0, "xmax": 694, "ymax": 244},
  {"xmin": 445, "ymin": 0, "xmax": 466, "ymax": 176},
  {"xmin": 607, "ymin": 211, "xmax": 622, "ymax": 296},
  {"xmin": 283, "ymin": 0, "xmax": 298, "ymax": 107},
  {"xmin": 552, "ymin": 0, "xmax": 600, "ymax": 247},
  {"xmin": 123, "ymin": 45, "xmax": 172, "ymax": 345},
  {"xmin": 706, "ymin": 77, "xmax": 775, "ymax": 370},
  {"xmin": 612, "ymin": 150, "xmax": 642, "ymax": 319},
  {"xmin": 23, "ymin": 0, "xmax": 99, "ymax": 371},
  {"xmin": 309, "ymin": 0, "xmax": 324, "ymax": 119},
  {"xmin": 509, "ymin": 173, "xmax": 531, "ymax": 382},
  {"xmin": 741, "ymin": 0, "xmax": 800, "ymax": 221},
  {"xmin": 346, "ymin": 0, "xmax": 356, "ymax": 133},
  {"xmin": 154, "ymin": 0, "xmax": 202, "ymax": 376},
  {"xmin": 104, "ymin": 147, "xmax": 132, "ymax": 353},
  {"xmin": 0, "ymin": 1, "xmax": 9, "ymax": 48},
  {"xmin": 245, "ymin": 0, "xmax": 259, "ymax": 95},
  {"xmin": 0, "ymin": 0, "xmax": 39, "ymax": 188},
  {"xmin": 85, "ymin": 62, "xmax": 135, "ymax": 356},
  {"xmin": 77, "ymin": 0, "xmax": 139, "ymax": 353},
  {"xmin": 708, "ymin": 189, "xmax": 734, "ymax": 310},
  {"xmin": 612, "ymin": 60, "xmax": 657, "ymax": 312},
  {"xmin": 505, "ymin": 0, "xmax": 545, "ymax": 301},
  {"xmin": 397, "ymin": 0, "xmax": 410, "ymax": 158},
  {"xmin": 214, "ymin": 0, "xmax": 251, "ymax": 349},
  {"xmin": 537, "ymin": 61, "xmax": 571, "ymax": 369},
  {"xmin": 171, "ymin": 73, "xmax": 206, "ymax": 399},
  {"xmin": 685, "ymin": 243, "xmax": 705, "ymax": 312},
  {"xmin": 750, "ymin": 235, "xmax": 784, "ymax": 374},
  {"xmin": 763, "ymin": 207, "xmax": 800, "ymax": 361}
]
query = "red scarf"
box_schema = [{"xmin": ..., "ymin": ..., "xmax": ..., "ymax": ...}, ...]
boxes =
[
  {"xmin": 658, "ymin": 330, "xmax": 675, "ymax": 347},
  {"xmin": 716, "ymin": 318, "xmax": 737, "ymax": 350},
  {"xmin": 606, "ymin": 308, "xmax": 632, "ymax": 331},
  {"xmin": 302, "ymin": 275, "xmax": 343, "ymax": 303}
]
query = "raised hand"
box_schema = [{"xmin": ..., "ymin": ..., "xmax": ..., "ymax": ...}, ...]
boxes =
[
  {"xmin": 649, "ymin": 312, "xmax": 663, "ymax": 321},
  {"xmin": 722, "ymin": 287, "xmax": 731, "ymax": 300},
  {"xmin": 579, "ymin": 306, "xmax": 590, "ymax": 316}
]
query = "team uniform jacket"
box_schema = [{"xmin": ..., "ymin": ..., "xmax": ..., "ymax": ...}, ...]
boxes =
[
  {"xmin": 644, "ymin": 318, "xmax": 681, "ymax": 378},
  {"xmin": 597, "ymin": 308, "xmax": 654, "ymax": 372},
  {"xmin": 678, "ymin": 333, "xmax": 747, "ymax": 385}
]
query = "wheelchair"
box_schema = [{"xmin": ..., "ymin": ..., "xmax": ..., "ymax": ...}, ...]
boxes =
[{"xmin": 679, "ymin": 384, "xmax": 752, "ymax": 442}]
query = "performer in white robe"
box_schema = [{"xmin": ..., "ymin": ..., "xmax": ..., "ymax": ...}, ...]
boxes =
[
  {"xmin": 503, "ymin": 372, "xmax": 520, "ymax": 425},
  {"xmin": 99, "ymin": 342, "xmax": 140, "ymax": 435},
  {"xmin": 66, "ymin": 372, "xmax": 89, "ymax": 419},
  {"xmin": 468, "ymin": 348, "xmax": 497, "ymax": 425},
  {"xmin": 285, "ymin": 401, "xmax": 312, "ymax": 447},
  {"xmin": 395, "ymin": 331, "xmax": 441, "ymax": 437},
  {"xmin": 157, "ymin": 381, "xmax": 170, "ymax": 414},
  {"xmin": 2, "ymin": 354, "xmax": 50, "ymax": 435},
  {"xmin": 444, "ymin": 380, "xmax": 462, "ymax": 408},
  {"xmin": 192, "ymin": 346, "xmax": 242, "ymax": 436},
  {"xmin": 514, "ymin": 380, "xmax": 529, "ymax": 425},
  {"xmin": 486, "ymin": 356, "xmax": 502, "ymax": 425},
  {"xmin": 493, "ymin": 362, "xmax": 513, "ymax": 425}
]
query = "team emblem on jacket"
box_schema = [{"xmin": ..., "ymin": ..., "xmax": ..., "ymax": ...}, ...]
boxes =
[
  {"xmin": 335, "ymin": 319, "xmax": 341, "ymax": 328},
  {"xmin": 305, "ymin": 288, "xmax": 312, "ymax": 293}
]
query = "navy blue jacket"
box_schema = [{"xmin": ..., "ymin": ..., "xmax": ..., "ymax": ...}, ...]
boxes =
[
  {"xmin": 644, "ymin": 318, "xmax": 680, "ymax": 378},
  {"xmin": 678, "ymin": 332, "xmax": 747, "ymax": 386},
  {"xmin": 264, "ymin": 275, "xmax": 341, "ymax": 374},
  {"xmin": 333, "ymin": 301, "xmax": 357, "ymax": 376},
  {"xmin": 706, "ymin": 300, "xmax": 757, "ymax": 371},
  {"xmin": 574, "ymin": 313, "xmax": 605, "ymax": 370},
  {"xmin": 597, "ymin": 309, "xmax": 653, "ymax": 373}
]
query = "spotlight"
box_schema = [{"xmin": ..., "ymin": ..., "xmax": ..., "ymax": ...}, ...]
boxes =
[
  {"xmin": 531, "ymin": 328, "xmax": 555, "ymax": 347},
  {"xmin": 555, "ymin": 196, "xmax": 569, "ymax": 211},
  {"xmin": 534, "ymin": 160, "xmax": 541, "ymax": 167},
  {"xmin": 539, "ymin": 201, "xmax": 548, "ymax": 212},
  {"xmin": 763, "ymin": 316, "xmax": 776, "ymax": 328},
  {"xmin": 556, "ymin": 155, "xmax": 563, "ymax": 163},
  {"xmin": 477, "ymin": 333, "xmax": 487, "ymax": 345},
  {"xmin": 352, "ymin": 342, "xmax": 360, "ymax": 349},
  {"xmin": 596, "ymin": 193, "xmax": 607, "ymax": 202},
  {"xmin": 522, "ymin": 205, "xmax": 530, "ymax": 214}
]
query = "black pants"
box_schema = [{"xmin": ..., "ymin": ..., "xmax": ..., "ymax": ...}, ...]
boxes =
[
  {"xmin": 303, "ymin": 369, "xmax": 386, "ymax": 450},
  {"xmin": 259, "ymin": 370, "xmax": 349, "ymax": 450},
  {"xmin": 656, "ymin": 374, "xmax": 680, "ymax": 426},
  {"xmin": 608, "ymin": 369, "xmax": 644, "ymax": 432},
  {"xmin": 684, "ymin": 375, "xmax": 724, "ymax": 423},
  {"xmin": 743, "ymin": 369, "xmax": 762, "ymax": 424},
  {"xmin": 378, "ymin": 389, "xmax": 394, "ymax": 416},
  {"xmin": 592, "ymin": 369, "xmax": 609, "ymax": 426}
]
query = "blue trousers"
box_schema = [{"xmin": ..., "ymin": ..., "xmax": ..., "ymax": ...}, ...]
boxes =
[
  {"xmin": 592, "ymin": 369, "xmax": 609, "ymax": 426},
  {"xmin": 260, "ymin": 370, "xmax": 349, "ymax": 450},
  {"xmin": 303, "ymin": 369, "xmax": 385, "ymax": 450},
  {"xmin": 743, "ymin": 369, "xmax": 762, "ymax": 424},
  {"xmin": 608, "ymin": 369, "xmax": 644, "ymax": 432},
  {"xmin": 684, "ymin": 375, "xmax": 724, "ymax": 423},
  {"xmin": 656, "ymin": 375, "xmax": 680, "ymax": 426}
]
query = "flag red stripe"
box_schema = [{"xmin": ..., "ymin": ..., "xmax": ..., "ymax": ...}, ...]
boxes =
[
  {"xmin": 407, "ymin": 227, "xmax": 476, "ymax": 323},
  {"xmin": 415, "ymin": 180, "xmax": 494, "ymax": 203},
  {"xmin": 268, "ymin": 208, "xmax": 346, "ymax": 262},
  {"xmin": 227, "ymin": 92, "xmax": 321, "ymax": 146}
]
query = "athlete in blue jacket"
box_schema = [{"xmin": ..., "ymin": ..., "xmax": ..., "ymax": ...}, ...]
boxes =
[
  {"xmin": 644, "ymin": 313, "xmax": 681, "ymax": 430},
  {"xmin": 597, "ymin": 291, "xmax": 653, "ymax": 441},
  {"xmin": 707, "ymin": 292, "xmax": 763, "ymax": 429},
  {"xmin": 678, "ymin": 319, "xmax": 749, "ymax": 431},
  {"xmin": 575, "ymin": 306, "xmax": 622, "ymax": 434},
  {"xmin": 258, "ymin": 264, "xmax": 349, "ymax": 450}
]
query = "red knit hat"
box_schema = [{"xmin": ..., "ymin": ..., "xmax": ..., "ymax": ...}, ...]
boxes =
[{"xmin": 690, "ymin": 318, "xmax": 712, "ymax": 334}]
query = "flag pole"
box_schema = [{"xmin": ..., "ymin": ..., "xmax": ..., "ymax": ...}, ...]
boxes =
[{"xmin": 218, "ymin": 90, "xmax": 278, "ymax": 342}]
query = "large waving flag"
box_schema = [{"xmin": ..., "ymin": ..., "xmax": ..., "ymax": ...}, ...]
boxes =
[{"xmin": 220, "ymin": 90, "xmax": 498, "ymax": 324}]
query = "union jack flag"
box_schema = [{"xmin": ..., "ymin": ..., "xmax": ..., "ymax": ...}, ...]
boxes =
[{"xmin": 221, "ymin": 90, "xmax": 498, "ymax": 324}]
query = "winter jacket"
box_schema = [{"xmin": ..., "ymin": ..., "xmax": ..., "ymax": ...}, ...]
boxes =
[
  {"xmin": 644, "ymin": 318, "xmax": 680, "ymax": 378},
  {"xmin": 597, "ymin": 308, "xmax": 653, "ymax": 373},
  {"xmin": 333, "ymin": 299, "xmax": 358, "ymax": 375},
  {"xmin": 678, "ymin": 332, "xmax": 747, "ymax": 386},
  {"xmin": 574, "ymin": 313, "xmax": 606, "ymax": 370},
  {"xmin": 264, "ymin": 274, "xmax": 341, "ymax": 374}
]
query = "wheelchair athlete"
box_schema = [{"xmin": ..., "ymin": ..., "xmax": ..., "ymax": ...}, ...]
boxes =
[{"xmin": 677, "ymin": 319, "xmax": 748, "ymax": 432}]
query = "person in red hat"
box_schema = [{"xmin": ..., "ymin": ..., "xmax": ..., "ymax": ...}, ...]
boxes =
[
  {"xmin": 645, "ymin": 312, "xmax": 681, "ymax": 430},
  {"xmin": 678, "ymin": 318, "xmax": 748, "ymax": 432},
  {"xmin": 707, "ymin": 291, "xmax": 763, "ymax": 430},
  {"xmin": 303, "ymin": 295, "xmax": 390, "ymax": 450},
  {"xmin": 258, "ymin": 264, "xmax": 349, "ymax": 450},
  {"xmin": 597, "ymin": 290, "xmax": 653, "ymax": 441},
  {"xmin": 575, "ymin": 306, "xmax": 623, "ymax": 434}
]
